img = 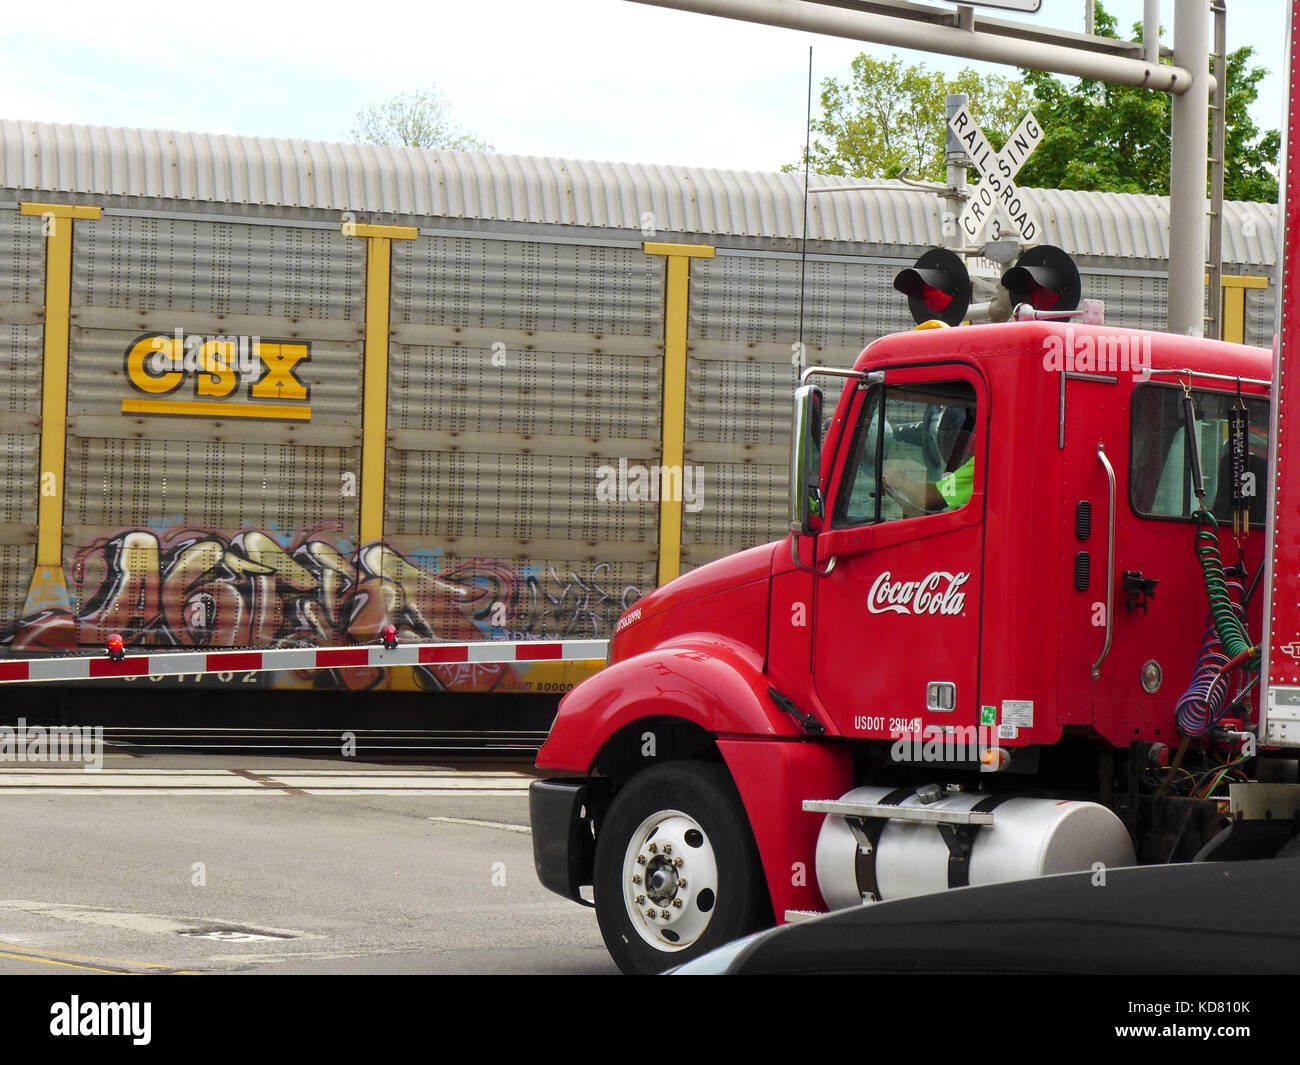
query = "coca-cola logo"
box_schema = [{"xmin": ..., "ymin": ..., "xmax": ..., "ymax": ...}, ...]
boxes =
[{"xmin": 868, "ymin": 570, "xmax": 970, "ymax": 616}]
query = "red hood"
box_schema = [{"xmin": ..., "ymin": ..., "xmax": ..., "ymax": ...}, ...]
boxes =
[{"xmin": 611, "ymin": 541, "xmax": 777, "ymax": 647}]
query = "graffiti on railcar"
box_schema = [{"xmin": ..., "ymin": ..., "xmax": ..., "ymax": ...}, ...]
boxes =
[
  {"xmin": 516, "ymin": 563, "xmax": 642, "ymax": 641},
  {"xmin": 4, "ymin": 524, "xmax": 640, "ymax": 692}
]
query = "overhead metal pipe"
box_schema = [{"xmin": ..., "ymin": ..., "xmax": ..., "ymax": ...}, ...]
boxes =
[
  {"xmin": 1167, "ymin": 0, "xmax": 1211, "ymax": 336},
  {"xmin": 1144, "ymin": 0, "xmax": 1161, "ymax": 64},
  {"xmin": 625, "ymin": 0, "xmax": 1195, "ymax": 91}
]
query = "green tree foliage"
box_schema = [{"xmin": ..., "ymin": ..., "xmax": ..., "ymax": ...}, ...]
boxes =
[
  {"xmin": 1017, "ymin": 3, "xmax": 1278, "ymax": 201},
  {"xmin": 793, "ymin": 2, "xmax": 1278, "ymax": 202},
  {"xmin": 350, "ymin": 87, "xmax": 492, "ymax": 152},
  {"xmin": 787, "ymin": 55, "xmax": 1034, "ymax": 181},
  {"xmin": 1215, "ymin": 47, "xmax": 1279, "ymax": 202}
]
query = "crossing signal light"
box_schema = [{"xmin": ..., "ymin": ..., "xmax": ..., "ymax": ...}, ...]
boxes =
[
  {"xmin": 1001, "ymin": 245, "xmax": 1080, "ymax": 313},
  {"xmin": 893, "ymin": 247, "xmax": 971, "ymax": 327}
]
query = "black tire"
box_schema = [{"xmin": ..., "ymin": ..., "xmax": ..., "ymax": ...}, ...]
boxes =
[{"xmin": 593, "ymin": 760, "xmax": 769, "ymax": 975}]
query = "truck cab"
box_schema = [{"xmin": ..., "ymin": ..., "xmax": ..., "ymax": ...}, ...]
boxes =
[{"xmin": 531, "ymin": 320, "xmax": 1273, "ymax": 975}]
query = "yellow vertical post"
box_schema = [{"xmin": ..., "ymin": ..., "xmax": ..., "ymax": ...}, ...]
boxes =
[
  {"xmin": 1219, "ymin": 274, "xmax": 1269, "ymax": 345},
  {"xmin": 644, "ymin": 242, "xmax": 715, "ymax": 586},
  {"xmin": 19, "ymin": 203, "xmax": 100, "ymax": 643},
  {"xmin": 346, "ymin": 222, "xmax": 418, "ymax": 547}
]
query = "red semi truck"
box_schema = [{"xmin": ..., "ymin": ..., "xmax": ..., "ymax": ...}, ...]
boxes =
[
  {"xmin": 529, "ymin": 3, "xmax": 1300, "ymax": 969},
  {"xmin": 530, "ymin": 313, "xmax": 1288, "ymax": 973}
]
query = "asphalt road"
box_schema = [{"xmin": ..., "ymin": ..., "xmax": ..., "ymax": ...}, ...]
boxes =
[{"xmin": 0, "ymin": 749, "xmax": 617, "ymax": 976}]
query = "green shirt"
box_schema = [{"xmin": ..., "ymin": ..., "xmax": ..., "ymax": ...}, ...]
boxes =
[{"xmin": 935, "ymin": 457, "xmax": 975, "ymax": 510}]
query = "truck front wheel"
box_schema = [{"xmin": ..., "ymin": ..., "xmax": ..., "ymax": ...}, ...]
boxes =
[{"xmin": 593, "ymin": 761, "xmax": 768, "ymax": 975}]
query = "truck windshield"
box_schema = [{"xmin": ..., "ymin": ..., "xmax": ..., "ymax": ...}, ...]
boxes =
[{"xmin": 1130, "ymin": 383, "xmax": 1269, "ymax": 523}]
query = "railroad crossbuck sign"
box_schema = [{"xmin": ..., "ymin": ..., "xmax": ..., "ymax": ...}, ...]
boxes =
[{"xmin": 950, "ymin": 104, "xmax": 1044, "ymax": 243}]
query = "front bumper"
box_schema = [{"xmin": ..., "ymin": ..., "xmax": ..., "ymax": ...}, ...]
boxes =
[{"xmin": 529, "ymin": 778, "xmax": 596, "ymax": 906}]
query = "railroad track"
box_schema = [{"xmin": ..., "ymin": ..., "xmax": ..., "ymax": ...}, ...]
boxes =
[{"xmin": 18, "ymin": 728, "xmax": 548, "ymax": 759}]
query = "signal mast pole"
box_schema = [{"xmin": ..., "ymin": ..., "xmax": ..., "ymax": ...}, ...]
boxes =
[{"xmin": 1168, "ymin": 0, "xmax": 1211, "ymax": 336}]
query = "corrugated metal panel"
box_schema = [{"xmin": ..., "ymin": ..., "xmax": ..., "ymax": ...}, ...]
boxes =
[
  {"xmin": 64, "ymin": 438, "xmax": 357, "ymax": 534},
  {"xmin": 59, "ymin": 211, "xmax": 363, "ymax": 646},
  {"xmin": 0, "ymin": 546, "xmax": 34, "ymax": 635},
  {"xmin": 690, "ymin": 255, "xmax": 909, "ymax": 350},
  {"xmin": 681, "ymin": 463, "xmax": 787, "ymax": 570},
  {"xmin": 0, "ymin": 206, "xmax": 42, "ymax": 627},
  {"xmin": 0, "ymin": 205, "xmax": 42, "ymax": 307},
  {"xmin": 391, "ymin": 237, "xmax": 662, "ymax": 334},
  {"xmin": 1078, "ymin": 270, "xmax": 1170, "ymax": 332},
  {"xmin": 383, "ymin": 449, "xmax": 655, "ymax": 640},
  {"xmin": 0, "ymin": 120, "xmax": 1277, "ymax": 263},
  {"xmin": 1243, "ymin": 277, "xmax": 1278, "ymax": 349},
  {"xmin": 386, "ymin": 451, "xmax": 656, "ymax": 548},
  {"xmin": 386, "ymin": 234, "xmax": 662, "ymax": 639},
  {"xmin": 682, "ymin": 255, "xmax": 901, "ymax": 565},
  {"xmin": 71, "ymin": 212, "xmax": 362, "ymax": 321},
  {"xmin": 389, "ymin": 344, "xmax": 660, "ymax": 442}
]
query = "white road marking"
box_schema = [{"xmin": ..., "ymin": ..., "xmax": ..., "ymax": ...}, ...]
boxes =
[
  {"xmin": 0, "ymin": 901, "xmax": 313, "ymax": 940},
  {"xmin": 0, "ymin": 788, "xmax": 529, "ymax": 796},
  {"xmin": 428, "ymin": 816, "xmax": 531, "ymax": 833},
  {"xmin": 0, "ymin": 767, "xmax": 536, "ymax": 794}
]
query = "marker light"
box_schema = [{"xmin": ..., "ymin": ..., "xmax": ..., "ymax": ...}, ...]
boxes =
[
  {"xmin": 979, "ymin": 746, "xmax": 1012, "ymax": 772},
  {"xmin": 1141, "ymin": 660, "xmax": 1163, "ymax": 694},
  {"xmin": 106, "ymin": 634, "xmax": 126, "ymax": 661},
  {"xmin": 380, "ymin": 624, "xmax": 399, "ymax": 649}
]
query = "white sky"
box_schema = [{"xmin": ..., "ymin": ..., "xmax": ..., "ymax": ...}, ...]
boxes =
[{"xmin": 0, "ymin": 0, "xmax": 1286, "ymax": 174}]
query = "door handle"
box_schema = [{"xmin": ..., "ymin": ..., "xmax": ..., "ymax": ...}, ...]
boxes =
[{"xmin": 1092, "ymin": 442, "xmax": 1115, "ymax": 680}]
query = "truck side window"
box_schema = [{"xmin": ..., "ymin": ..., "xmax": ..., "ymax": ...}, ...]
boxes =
[
  {"xmin": 1130, "ymin": 384, "xmax": 1268, "ymax": 523},
  {"xmin": 834, "ymin": 381, "xmax": 978, "ymax": 527}
]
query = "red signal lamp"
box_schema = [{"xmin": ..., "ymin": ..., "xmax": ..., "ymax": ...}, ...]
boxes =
[
  {"xmin": 893, "ymin": 247, "xmax": 972, "ymax": 327},
  {"xmin": 380, "ymin": 624, "xmax": 399, "ymax": 649},
  {"xmin": 1001, "ymin": 245, "xmax": 1081, "ymax": 314},
  {"xmin": 106, "ymin": 634, "xmax": 126, "ymax": 661}
]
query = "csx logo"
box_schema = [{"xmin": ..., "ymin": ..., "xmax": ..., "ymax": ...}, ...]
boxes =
[{"xmin": 123, "ymin": 330, "xmax": 311, "ymax": 420}]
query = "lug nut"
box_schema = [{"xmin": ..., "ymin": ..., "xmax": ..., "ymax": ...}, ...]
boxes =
[
  {"xmin": 673, "ymin": 857, "xmax": 683, "ymax": 867},
  {"xmin": 672, "ymin": 899, "xmax": 683, "ymax": 908},
  {"xmin": 663, "ymin": 844, "xmax": 672, "ymax": 855},
  {"xmin": 645, "ymin": 908, "xmax": 657, "ymax": 919},
  {"xmin": 660, "ymin": 909, "xmax": 671, "ymax": 919},
  {"xmin": 635, "ymin": 895, "xmax": 645, "ymax": 904},
  {"xmin": 631, "ymin": 874, "xmax": 641, "ymax": 884},
  {"xmin": 636, "ymin": 855, "xmax": 646, "ymax": 865},
  {"xmin": 677, "ymin": 878, "xmax": 687, "ymax": 888},
  {"xmin": 648, "ymin": 843, "xmax": 657, "ymax": 854}
]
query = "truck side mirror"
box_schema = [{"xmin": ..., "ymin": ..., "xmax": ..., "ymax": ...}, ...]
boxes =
[{"xmin": 790, "ymin": 384, "xmax": 825, "ymax": 536}]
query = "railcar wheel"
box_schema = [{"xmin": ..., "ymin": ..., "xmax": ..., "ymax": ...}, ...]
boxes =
[{"xmin": 593, "ymin": 761, "xmax": 767, "ymax": 975}]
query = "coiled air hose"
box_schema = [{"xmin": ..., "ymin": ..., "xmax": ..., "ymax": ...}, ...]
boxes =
[
  {"xmin": 1175, "ymin": 510, "xmax": 1259, "ymax": 737},
  {"xmin": 1193, "ymin": 510, "xmax": 1256, "ymax": 664}
]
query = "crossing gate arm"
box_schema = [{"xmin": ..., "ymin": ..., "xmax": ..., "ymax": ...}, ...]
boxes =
[{"xmin": 0, "ymin": 640, "xmax": 609, "ymax": 684}]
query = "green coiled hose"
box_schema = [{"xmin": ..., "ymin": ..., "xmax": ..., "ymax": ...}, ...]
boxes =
[{"xmin": 1193, "ymin": 510, "xmax": 1258, "ymax": 665}]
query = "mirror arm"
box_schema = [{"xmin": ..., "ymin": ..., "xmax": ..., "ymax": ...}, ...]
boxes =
[
  {"xmin": 799, "ymin": 367, "xmax": 884, "ymax": 388},
  {"xmin": 790, "ymin": 529, "xmax": 836, "ymax": 577}
]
